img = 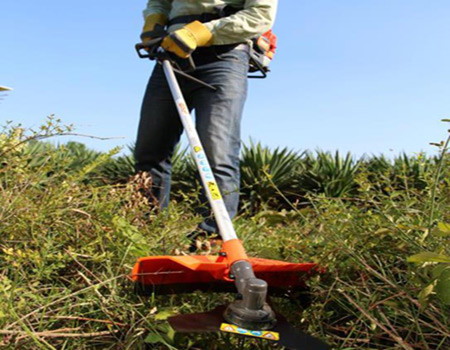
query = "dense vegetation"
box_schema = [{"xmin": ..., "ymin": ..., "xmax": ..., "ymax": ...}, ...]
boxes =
[{"xmin": 1, "ymin": 117, "xmax": 449, "ymax": 349}]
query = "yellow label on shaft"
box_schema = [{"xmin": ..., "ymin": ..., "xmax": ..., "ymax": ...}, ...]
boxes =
[
  {"xmin": 194, "ymin": 146, "xmax": 202, "ymax": 153},
  {"xmin": 220, "ymin": 323, "xmax": 280, "ymax": 341},
  {"xmin": 207, "ymin": 181, "xmax": 222, "ymax": 200}
]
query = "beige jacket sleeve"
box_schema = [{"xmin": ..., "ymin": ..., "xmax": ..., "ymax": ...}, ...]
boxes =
[
  {"xmin": 204, "ymin": 0, "xmax": 278, "ymax": 45},
  {"xmin": 143, "ymin": 0, "xmax": 172, "ymax": 19}
]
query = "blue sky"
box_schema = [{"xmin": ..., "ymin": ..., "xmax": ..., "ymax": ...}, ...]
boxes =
[{"xmin": 1, "ymin": 1, "xmax": 449, "ymax": 157}]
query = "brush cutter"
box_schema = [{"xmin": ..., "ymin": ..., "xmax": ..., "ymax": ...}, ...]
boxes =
[{"xmin": 132, "ymin": 39, "xmax": 329, "ymax": 350}]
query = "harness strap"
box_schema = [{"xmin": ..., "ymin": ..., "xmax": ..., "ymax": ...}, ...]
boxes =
[
  {"xmin": 168, "ymin": 13, "xmax": 221, "ymax": 26},
  {"xmin": 167, "ymin": 5, "xmax": 242, "ymax": 26}
]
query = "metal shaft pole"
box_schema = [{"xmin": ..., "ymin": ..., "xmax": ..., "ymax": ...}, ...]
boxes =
[{"xmin": 162, "ymin": 60, "xmax": 238, "ymax": 243}]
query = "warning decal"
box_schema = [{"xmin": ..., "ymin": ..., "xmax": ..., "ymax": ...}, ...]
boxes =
[
  {"xmin": 207, "ymin": 182, "xmax": 222, "ymax": 200},
  {"xmin": 220, "ymin": 323, "xmax": 280, "ymax": 341}
]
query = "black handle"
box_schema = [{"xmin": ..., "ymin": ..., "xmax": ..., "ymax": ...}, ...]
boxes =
[
  {"xmin": 248, "ymin": 52, "xmax": 268, "ymax": 79},
  {"xmin": 135, "ymin": 40, "xmax": 215, "ymax": 91},
  {"xmin": 135, "ymin": 37, "xmax": 164, "ymax": 59},
  {"xmin": 135, "ymin": 38, "xmax": 196, "ymax": 73}
]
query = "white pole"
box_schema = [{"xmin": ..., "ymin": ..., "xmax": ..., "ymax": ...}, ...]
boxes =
[{"xmin": 162, "ymin": 60, "xmax": 238, "ymax": 243}]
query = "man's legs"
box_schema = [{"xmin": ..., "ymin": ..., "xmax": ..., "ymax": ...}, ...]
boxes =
[
  {"xmin": 191, "ymin": 49, "xmax": 249, "ymax": 234},
  {"xmin": 135, "ymin": 65, "xmax": 186, "ymax": 209}
]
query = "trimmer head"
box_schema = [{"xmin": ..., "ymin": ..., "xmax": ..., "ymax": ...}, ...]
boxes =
[
  {"xmin": 132, "ymin": 254, "xmax": 329, "ymax": 349},
  {"xmin": 224, "ymin": 298, "xmax": 276, "ymax": 330}
]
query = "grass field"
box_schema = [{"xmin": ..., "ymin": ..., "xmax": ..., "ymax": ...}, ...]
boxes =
[{"xmin": 1, "ymin": 118, "xmax": 449, "ymax": 349}]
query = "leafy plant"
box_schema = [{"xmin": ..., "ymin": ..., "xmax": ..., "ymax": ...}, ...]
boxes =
[
  {"xmin": 297, "ymin": 151, "xmax": 360, "ymax": 198},
  {"xmin": 240, "ymin": 140, "xmax": 303, "ymax": 212}
]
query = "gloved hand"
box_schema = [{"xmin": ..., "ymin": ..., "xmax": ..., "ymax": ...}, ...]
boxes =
[
  {"xmin": 141, "ymin": 13, "xmax": 168, "ymax": 42},
  {"xmin": 161, "ymin": 21, "xmax": 213, "ymax": 58}
]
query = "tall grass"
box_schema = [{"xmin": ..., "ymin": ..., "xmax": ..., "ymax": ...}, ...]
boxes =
[{"xmin": 0, "ymin": 118, "xmax": 449, "ymax": 349}]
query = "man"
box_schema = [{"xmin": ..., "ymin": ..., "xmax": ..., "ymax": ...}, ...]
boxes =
[{"xmin": 135, "ymin": 0, "xmax": 278, "ymax": 249}]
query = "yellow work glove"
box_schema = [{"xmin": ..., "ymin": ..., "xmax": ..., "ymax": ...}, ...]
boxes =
[
  {"xmin": 141, "ymin": 14, "xmax": 168, "ymax": 42},
  {"xmin": 161, "ymin": 21, "xmax": 213, "ymax": 58}
]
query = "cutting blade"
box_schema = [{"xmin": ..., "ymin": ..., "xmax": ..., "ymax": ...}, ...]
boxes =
[{"xmin": 168, "ymin": 305, "xmax": 329, "ymax": 350}]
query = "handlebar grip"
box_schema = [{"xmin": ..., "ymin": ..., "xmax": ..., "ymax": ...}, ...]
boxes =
[
  {"xmin": 138, "ymin": 37, "xmax": 164, "ymax": 49},
  {"xmin": 135, "ymin": 38, "xmax": 164, "ymax": 59},
  {"xmin": 135, "ymin": 41, "xmax": 216, "ymax": 91},
  {"xmin": 135, "ymin": 39, "xmax": 196, "ymax": 73}
]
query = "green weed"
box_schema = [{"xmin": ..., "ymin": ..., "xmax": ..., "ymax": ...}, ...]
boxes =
[{"xmin": 0, "ymin": 118, "xmax": 449, "ymax": 349}]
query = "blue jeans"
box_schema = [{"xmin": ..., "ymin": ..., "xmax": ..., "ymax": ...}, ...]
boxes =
[{"xmin": 135, "ymin": 48, "xmax": 249, "ymax": 234}]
